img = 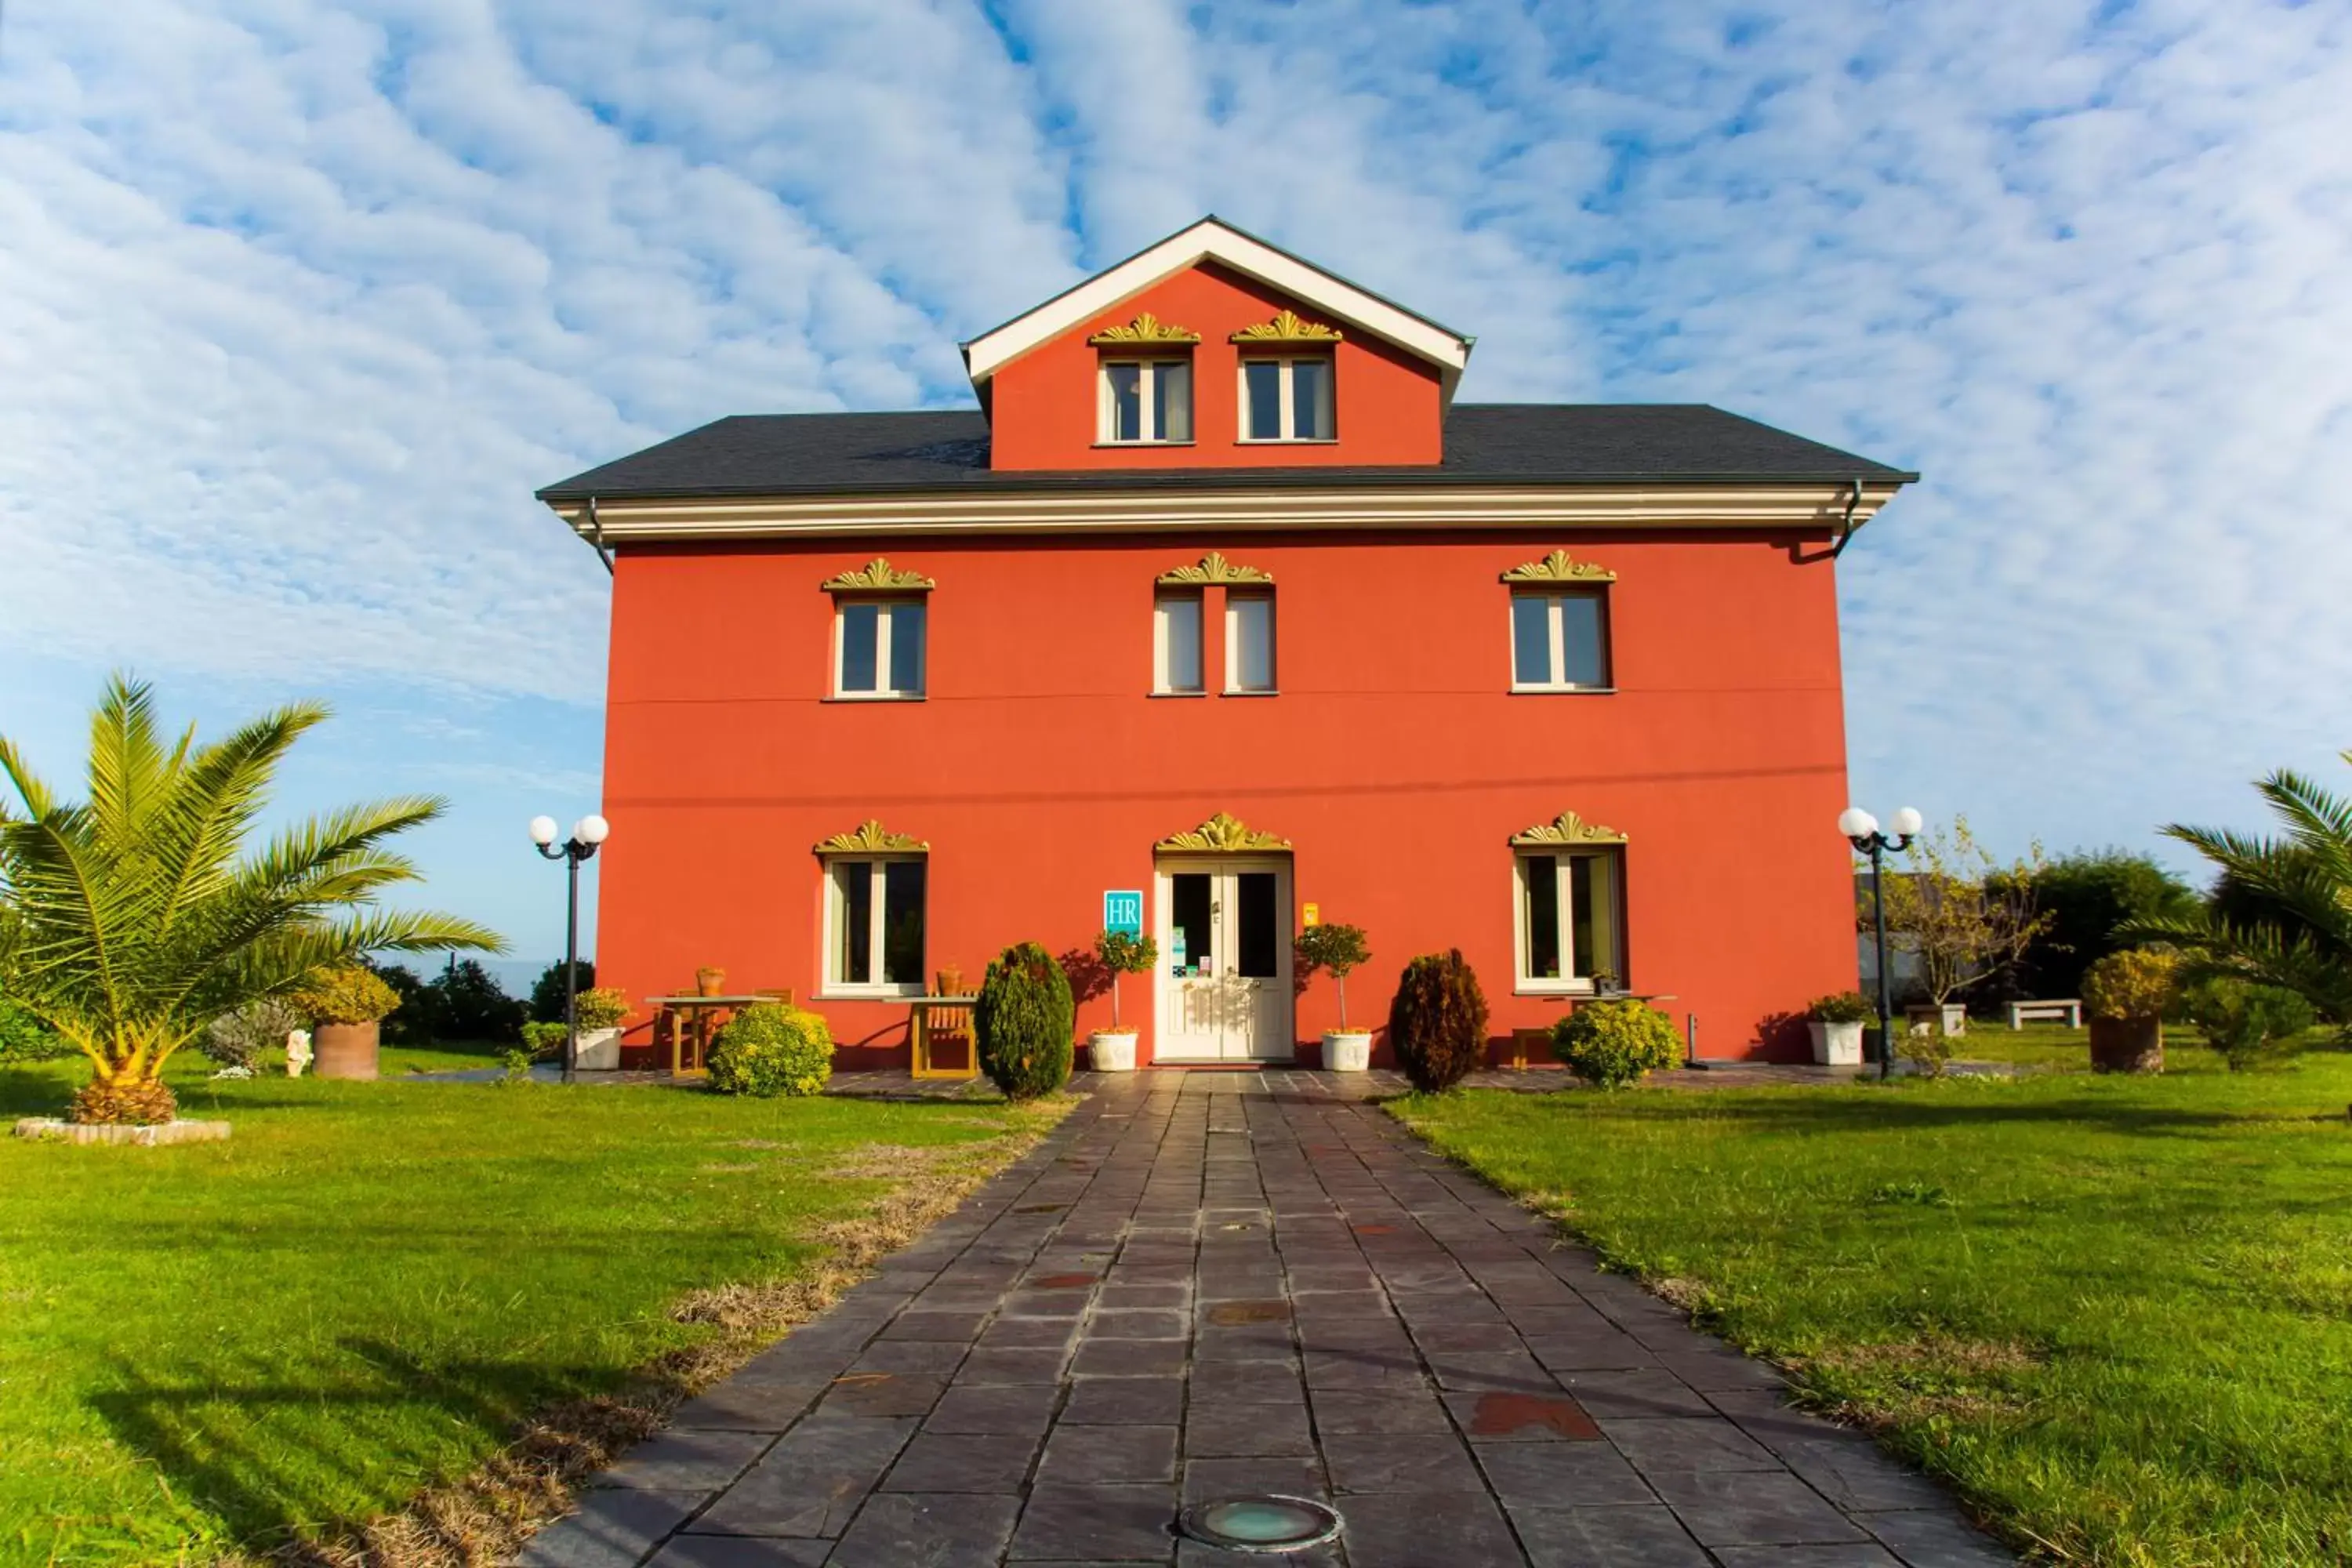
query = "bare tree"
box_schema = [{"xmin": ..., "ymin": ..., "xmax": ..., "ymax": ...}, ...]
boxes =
[{"xmin": 1867, "ymin": 817, "xmax": 2051, "ymax": 1006}]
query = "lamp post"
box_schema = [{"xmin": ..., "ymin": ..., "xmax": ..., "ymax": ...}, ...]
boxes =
[
  {"xmin": 1842, "ymin": 804, "xmax": 1923, "ymax": 1080},
  {"xmin": 531, "ymin": 812, "xmax": 609, "ymax": 1083}
]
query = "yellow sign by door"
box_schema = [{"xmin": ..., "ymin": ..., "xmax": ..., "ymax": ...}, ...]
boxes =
[{"xmin": 1302, "ymin": 902, "xmax": 1321, "ymax": 927}]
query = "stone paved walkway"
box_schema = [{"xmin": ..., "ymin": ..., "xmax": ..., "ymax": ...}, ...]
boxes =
[{"xmin": 521, "ymin": 1071, "xmax": 2014, "ymax": 1567}]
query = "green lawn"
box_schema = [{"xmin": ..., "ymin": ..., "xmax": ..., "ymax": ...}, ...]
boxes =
[
  {"xmin": 0, "ymin": 1056, "xmax": 1062, "ymax": 1567},
  {"xmin": 1395, "ymin": 1053, "xmax": 2352, "ymax": 1568}
]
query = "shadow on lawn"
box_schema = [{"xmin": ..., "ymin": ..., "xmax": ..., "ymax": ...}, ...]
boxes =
[{"xmin": 88, "ymin": 1337, "xmax": 636, "ymax": 1556}]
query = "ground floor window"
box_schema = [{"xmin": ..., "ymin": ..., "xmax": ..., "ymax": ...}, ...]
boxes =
[
  {"xmin": 1515, "ymin": 848, "xmax": 1622, "ymax": 991},
  {"xmin": 826, "ymin": 856, "xmax": 926, "ymax": 993}
]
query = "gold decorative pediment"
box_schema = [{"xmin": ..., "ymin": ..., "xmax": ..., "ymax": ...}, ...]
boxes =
[
  {"xmin": 815, "ymin": 820, "xmax": 929, "ymax": 855},
  {"xmin": 1511, "ymin": 811, "xmax": 1628, "ymax": 847},
  {"xmin": 1156, "ymin": 551, "xmax": 1273, "ymax": 586},
  {"xmin": 822, "ymin": 558, "xmax": 935, "ymax": 593},
  {"xmin": 1087, "ymin": 311, "xmax": 1200, "ymax": 347},
  {"xmin": 1156, "ymin": 812, "xmax": 1291, "ymax": 854},
  {"xmin": 1501, "ymin": 550, "xmax": 1616, "ymax": 585},
  {"xmin": 1231, "ymin": 309, "xmax": 1343, "ymax": 344}
]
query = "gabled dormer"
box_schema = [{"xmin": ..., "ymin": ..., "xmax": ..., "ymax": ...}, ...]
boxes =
[{"xmin": 963, "ymin": 217, "xmax": 1474, "ymax": 473}]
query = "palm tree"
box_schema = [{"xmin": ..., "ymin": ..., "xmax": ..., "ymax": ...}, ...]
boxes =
[
  {"xmin": 2125, "ymin": 752, "xmax": 2352, "ymax": 1026},
  {"xmin": 0, "ymin": 676, "xmax": 503, "ymax": 1123}
]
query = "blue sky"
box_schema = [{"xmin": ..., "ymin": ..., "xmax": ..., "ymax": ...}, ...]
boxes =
[{"xmin": 3, "ymin": 0, "xmax": 2350, "ymax": 968}]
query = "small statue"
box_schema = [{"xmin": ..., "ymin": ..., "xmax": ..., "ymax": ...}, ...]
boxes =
[{"xmin": 285, "ymin": 1029, "xmax": 313, "ymax": 1077}]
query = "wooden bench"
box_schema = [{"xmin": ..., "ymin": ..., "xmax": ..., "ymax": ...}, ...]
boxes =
[{"xmin": 2008, "ymin": 999, "xmax": 2082, "ymax": 1029}]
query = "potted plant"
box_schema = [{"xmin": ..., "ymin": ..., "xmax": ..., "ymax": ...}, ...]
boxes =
[
  {"xmin": 1805, "ymin": 991, "xmax": 1872, "ymax": 1065},
  {"xmin": 292, "ymin": 964, "xmax": 402, "ymax": 1081},
  {"xmin": 695, "ymin": 965, "xmax": 727, "ymax": 997},
  {"xmin": 572, "ymin": 985, "xmax": 630, "ymax": 1070},
  {"xmin": 1295, "ymin": 922, "xmax": 1374, "ymax": 1070},
  {"xmin": 2083, "ymin": 947, "xmax": 2179, "ymax": 1073},
  {"xmin": 1088, "ymin": 929, "xmax": 1156, "ymax": 1072}
]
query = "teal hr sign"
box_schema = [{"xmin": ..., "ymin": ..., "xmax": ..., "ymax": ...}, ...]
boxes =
[{"xmin": 1103, "ymin": 890, "xmax": 1144, "ymax": 937}]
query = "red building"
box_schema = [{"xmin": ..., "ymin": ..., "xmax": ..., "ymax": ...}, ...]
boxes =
[{"xmin": 539, "ymin": 218, "xmax": 1915, "ymax": 1069}]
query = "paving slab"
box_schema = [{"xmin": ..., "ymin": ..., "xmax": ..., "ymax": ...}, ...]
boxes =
[{"xmin": 521, "ymin": 1071, "xmax": 2011, "ymax": 1566}]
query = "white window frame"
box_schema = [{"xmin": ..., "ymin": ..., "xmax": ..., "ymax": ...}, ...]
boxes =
[
  {"xmin": 1224, "ymin": 590, "xmax": 1277, "ymax": 695},
  {"xmin": 1153, "ymin": 590, "xmax": 1206, "ymax": 695},
  {"xmin": 832, "ymin": 597, "xmax": 925, "ymax": 700},
  {"xmin": 1508, "ymin": 589, "xmax": 1612, "ymax": 693},
  {"xmin": 820, "ymin": 854, "xmax": 927, "ymax": 998},
  {"xmin": 1511, "ymin": 848, "xmax": 1624, "ymax": 996},
  {"xmin": 1098, "ymin": 358, "xmax": 1194, "ymax": 445},
  {"xmin": 1237, "ymin": 355, "xmax": 1335, "ymax": 442}
]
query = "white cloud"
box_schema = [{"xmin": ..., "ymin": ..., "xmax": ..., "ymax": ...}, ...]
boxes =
[{"xmin": 4, "ymin": 0, "xmax": 2350, "ymax": 909}]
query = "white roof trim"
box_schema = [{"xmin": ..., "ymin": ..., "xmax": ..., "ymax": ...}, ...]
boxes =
[{"xmin": 962, "ymin": 217, "xmax": 1474, "ymax": 402}]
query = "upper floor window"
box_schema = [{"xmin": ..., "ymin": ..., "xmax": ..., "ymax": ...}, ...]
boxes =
[
  {"xmin": 1510, "ymin": 589, "xmax": 1610, "ymax": 691},
  {"xmin": 1154, "ymin": 590, "xmax": 1205, "ymax": 694},
  {"xmin": 1515, "ymin": 847, "xmax": 1623, "ymax": 993},
  {"xmin": 1240, "ymin": 357, "xmax": 1334, "ymax": 441},
  {"xmin": 836, "ymin": 597, "xmax": 925, "ymax": 699},
  {"xmin": 1225, "ymin": 592, "xmax": 1276, "ymax": 693},
  {"xmin": 1101, "ymin": 359, "xmax": 1192, "ymax": 445}
]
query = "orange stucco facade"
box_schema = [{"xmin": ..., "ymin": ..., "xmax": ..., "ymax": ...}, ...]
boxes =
[
  {"xmin": 594, "ymin": 527, "xmax": 1859, "ymax": 1069},
  {"xmin": 557, "ymin": 227, "xmax": 1897, "ymax": 1072}
]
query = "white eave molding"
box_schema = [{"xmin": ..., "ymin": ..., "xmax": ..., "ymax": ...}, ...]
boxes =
[{"xmin": 961, "ymin": 216, "xmax": 1476, "ymax": 407}]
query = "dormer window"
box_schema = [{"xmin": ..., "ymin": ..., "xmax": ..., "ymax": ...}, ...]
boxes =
[
  {"xmin": 1100, "ymin": 360, "xmax": 1192, "ymax": 445},
  {"xmin": 1240, "ymin": 357, "xmax": 1334, "ymax": 442}
]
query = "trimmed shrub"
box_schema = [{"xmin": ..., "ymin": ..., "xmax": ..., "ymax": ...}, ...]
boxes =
[
  {"xmin": 292, "ymin": 964, "xmax": 402, "ymax": 1025},
  {"xmin": 0, "ymin": 993, "xmax": 69, "ymax": 1062},
  {"xmin": 976, "ymin": 941, "xmax": 1075, "ymax": 1101},
  {"xmin": 707, "ymin": 1003, "xmax": 833, "ymax": 1097},
  {"xmin": 2182, "ymin": 978, "xmax": 2315, "ymax": 1071},
  {"xmin": 204, "ymin": 998, "xmax": 301, "ymax": 1070},
  {"xmin": 1806, "ymin": 991, "xmax": 1874, "ymax": 1024},
  {"xmin": 1552, "ymin": 999, "xmax": 1680, "ymax": 1089},
  {"xmin": 575, "ymin": 985, "xmax": 630, "ymax": 1030},
  {"xmin": 2082, "ymin": 948, "xmax": 2180, "ymax": 1021},
  {"xmin": 1388, "ymin": 949, "xmax": 1489, "ymax": 1093}
]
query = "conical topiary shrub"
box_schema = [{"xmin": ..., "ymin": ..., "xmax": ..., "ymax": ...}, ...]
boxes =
[
  {"xmin": 1387, "ymin": 949, "xmax": 1489, "ymax": 1092},
  {"xmin": 975, "ymin": 941, "xmax": 1075, "ymax": 1101}
]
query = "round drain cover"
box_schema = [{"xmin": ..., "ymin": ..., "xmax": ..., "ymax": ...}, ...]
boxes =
[{"xmin": 1177, "ymin": 1495, "xmax": 1343, "ymax": 1553}]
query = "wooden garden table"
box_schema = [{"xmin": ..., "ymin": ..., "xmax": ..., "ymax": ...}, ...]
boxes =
[
  {"xmin": 909, "ymin": 995, "xmax": 982, "ymax": 1080},
  {"xmin": 642, "ymin": 994, "xmax": 777, "ymax": 1076}
]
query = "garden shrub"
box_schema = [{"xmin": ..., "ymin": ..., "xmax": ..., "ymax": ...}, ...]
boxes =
[
  {"xmin": 292, "ymin": 964, "xmax": 402, "ymax": 1025},
  {"xmin": 1388, "ymin": 949, "xmax": 1489, "ymax": 1093},
  {"xmin": 1898, "ymin": 1022, "xmax": 1956, "ymax": 1079},
  {"xmin": 518, "ymin": 1021, "xmax": 572, "ymax": 1060},
  {"xmin": 2181, "ymin": 977, "xmax": 2315, "ymax": 1071},
  {"xmin": 1806, "ymin": 991, "xmax": 1874, "ymax": 1024},
  {"xmin": 2082, "ymin": 948, "xmax": 2180, "ymax": 1021},
  {"xmin": 1552, "ymin": 998, "xmax": 1679, "ymax": 1089},
  {"xmin": 530, "ymin": 959, "xmax": 596, "ymax": 1022},
  {"xmin": 203, "ymin": 998, "xmax": 301, "ymax": 1070},
  {"xmin": 575, "ymin": 985, "xmax": 630, "ymax": 1030},
  {"xmin": 0, "ymin": 993, "xmax": 67, "ymax": 1062},
  {"xmin": 976, "ymin": 941, "xmax": 1075, "ymax": 1101},
  {"xmin": 707, "ymin": 1002, "xmax": 833, "ymax": 1097}
]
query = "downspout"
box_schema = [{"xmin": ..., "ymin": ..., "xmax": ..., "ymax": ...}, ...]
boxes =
[
  {"xmin": 1827, "ymin": 477, "xmax": 1866, "ymax": 560},
  {"xmin": 585, "ymin": 495, "xmax": 615, "ymax": 576}
]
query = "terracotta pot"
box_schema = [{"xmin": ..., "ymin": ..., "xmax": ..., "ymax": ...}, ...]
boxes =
[
  {"xmin": 695, "ymin": 967, "xmax": 727, "ymax": 997},
  {"xmin": 2089, "ymin": 1016, "xmax": 2163, "ymax": 1073},
  {"xmin": 937, "ymin": 963, "xmax": 964, "ymax": 996},
  {"xmin": 312, "ymin": 1021, "xmax": 380, "ymax": 1081}
]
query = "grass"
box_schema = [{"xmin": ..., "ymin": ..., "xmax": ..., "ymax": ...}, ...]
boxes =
[
  {"xmin": 1393, "ymin": 1051, "xmax": 2352, "ymax": 1568},
  {"xmin": 0, "ymin": 1053, "xmax": 1065, "ymax": 1568}
]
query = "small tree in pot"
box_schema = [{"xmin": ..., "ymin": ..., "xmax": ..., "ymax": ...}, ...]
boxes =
[
  {"xmin": 1087, "ymin": 929, "xmax": 1156, "ymax": 1072},
  {"xmin": 292, "ymin": 964, "xmax": 402, "ymax": 1081},
  {"xmin": 1387, "ymin": 949, "xmax": 1488, "ymax": 1093},
  {"xmin": 2082, "ymin": 947, "xmax": 2180, "ymax": 1073},
  {"xmin": 1296, "ymin": 922, "xmax": 1374, "ymax": 1070},
  {"xmin": 1804, "ymin": 991, "xmax": 1872, "ymax": 1066},
  {"xmin": 976, "ymin": 941, "xmax": 1075, "ymax": 1101}
]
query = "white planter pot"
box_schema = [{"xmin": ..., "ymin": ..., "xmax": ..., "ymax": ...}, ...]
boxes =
[
  {"xmin": 1324, "ymin": 1030, "xmax": 1373, "ymax": 1072},
  {"xmin": 1904, "ymin": 1003, "xmax": 1968, "ymax": 1038},
  {"xmin": 575, "ymin": 1026, "xmax": 622, "ymax": 1072},
  {"xmin": 1089, "ymin": 1031, "xmax": 1138, "ymax": 1073},
  {"xmin": 1809, "ymin": 1020, "xmax": 1864, "ymax": 1066}
]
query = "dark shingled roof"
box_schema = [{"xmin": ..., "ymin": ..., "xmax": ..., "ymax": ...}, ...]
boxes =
[{"xmin": 536, "ymin": 405, "xmax": 1915, "ymax": 502}]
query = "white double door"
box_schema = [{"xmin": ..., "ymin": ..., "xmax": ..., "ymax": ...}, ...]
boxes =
[{"xmin": 1154, "ymin": 856, "xmax": 1294, "ymax": 1062}]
